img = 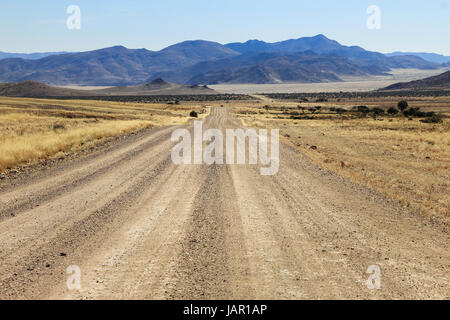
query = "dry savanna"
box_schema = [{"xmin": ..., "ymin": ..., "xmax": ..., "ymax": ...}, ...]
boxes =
[
  {"xmin": 232, "ymin": 94, "xmax": 450, "ymax": 228},
  {"xmin": 1, "ymin": 94, "xmax": 448, "ymax": 227},
  {"xmin": 0, "ymin": 92, "xmax": 448, "ymax": 300},
  {"xmin": 0, "ymin": 97, "xmax": 209, "ymax": 174}
]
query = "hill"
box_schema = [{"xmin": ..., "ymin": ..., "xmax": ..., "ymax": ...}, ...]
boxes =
[
  {"xmin": 0, "ymin": 81, "xmax": 94, "ymax": 97},
  {"xmin": 93, "ymin": 78, "xmax": 216, "ymax": 95},
  {"xmin": 225, "ymin": 35, "xmax": 439, "ymax": 72},
  {"xmin": 0, "ymin": 42, "xmax": 238, "ymax": 86},
  {"xmin": 381, "ymin": 70, "xmax": 450, "ymax": 90},
  {"xmin": 385, "ymin": 52, "xmax": 450, "ymax": 64},
  {"xmin": 180, "ymin": 52, "xmax": 369, "ymax": 84},
  {"xmin": 0, "ymin": 51, "xmax": 71, "ymax": 61},
  {"xmin": 152, "ymin": 51, "xmax": 397, "ymax": 85},
  {"xmin": 0, "ymin": 79, "xmax": 216, "ymax": 97}
]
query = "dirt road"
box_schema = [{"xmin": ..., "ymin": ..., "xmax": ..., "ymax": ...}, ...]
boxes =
[{"xmin": 0, "ymin": 107, "xmax": 448, "ymax": 299}]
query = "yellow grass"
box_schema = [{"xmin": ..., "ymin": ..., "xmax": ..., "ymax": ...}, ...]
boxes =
[
  {"xmin": 231, "ymin": 98, "xmax": 450, "ymax": 226},
  {"xmin": 0, "ymin": 119, "xmax": 151, "ymax": 170},
  {"xmin": 0, "ymin": 97, "xmax": 209, "ymax": 171}
]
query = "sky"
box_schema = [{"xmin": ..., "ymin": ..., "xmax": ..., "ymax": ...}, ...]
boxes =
[{"xmin": 0, "ymin": 0, "xmax": 449, "ymax": 55}]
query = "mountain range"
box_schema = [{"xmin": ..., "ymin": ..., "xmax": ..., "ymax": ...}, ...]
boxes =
[
  {"xmin": 385, "ymin": 52, "xmax": 450, "ymax": 64},
  {"xmin": 0, "ymin": 51, "xmax": 72, "ymax": 60},
  {"xmin": 0, "ymin": 35, "xmax": 445, "ymax": 86}
]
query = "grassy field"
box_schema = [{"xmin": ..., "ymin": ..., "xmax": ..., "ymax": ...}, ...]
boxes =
[
  {"xmin": 230, "ymin": 96, "xmax": 450, "ymax": 226},
  {"xmin": 0, "ymin": 97, "xmax": 208, "ymax": 172}
]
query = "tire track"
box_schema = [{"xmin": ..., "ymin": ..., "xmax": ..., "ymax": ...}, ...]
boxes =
[{"xmin": 0, "ymin": 126, "xmax": 175, "ymax": 221}]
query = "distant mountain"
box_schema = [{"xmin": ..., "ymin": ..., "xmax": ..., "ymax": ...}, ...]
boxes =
[
  {"xmin": 384, "ymin": 55, "xmax": 441, "ymax": 69},
  {"xmin": 226, "ymin": 34, "xmax": 343, "ymax": 54},
  {"xmin": 155, "ymin": 40, "xmax": 238, "ymax": 67},
  {"xmin": 385, "ymin": 52, "xmax": 450, "ymax": 64},
  {"xmin": 381, "ymin": 70, "xmax": 450, "ymax": 91},
  {"xmin": 0, "ymin": 35, "xmax": 442, "ymax": 86},
  {"xmin": 156, "ymin": 51, "xmax": 373, "ymax": 84},
  {"xmin": 0, "ymin": 46, "xmax": 155, "ymax": 86},
  {"xmin": 0, "ymin": 51, "xmax": 71, "ymax": 61},
  {"xmin": 0, "ymin": 41, "xmax": 238, "ymax": 86},
  {"xmin": 226, "ymin": 35, "xmax": 439, "ymax": 71}
]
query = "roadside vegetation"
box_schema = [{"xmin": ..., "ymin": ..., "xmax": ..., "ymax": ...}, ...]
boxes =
[
  {"xmin": 232, "ymin": 96, "xmax": 450, "ymax": 226},
  {"xmin": 263, "ymin": 89, "xmax": 450, "ymax": 100},
  {"xmin": 44, "ymin": 94, "xmax": 254, "ymax": 103},
  {"xmin": 1, "ymin": 94, "xmax": 449, "ymax": 227},
  {"xmin": 0, "ymin": 97, "xmax": 209, "ymax": 172}
]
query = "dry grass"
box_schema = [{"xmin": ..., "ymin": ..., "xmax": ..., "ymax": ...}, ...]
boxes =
[
  {"xmin": 0, "ymin": 97, "xmax": 209, "ymax": 171},
  {"xmin": 231, "ymin": 96, "xmax": 450, "ymax": 226},
  {"xmin": 2, "ymin": 94, "xmax": 449, "ymax": 226}
]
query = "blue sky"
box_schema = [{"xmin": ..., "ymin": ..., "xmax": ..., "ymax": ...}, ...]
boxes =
[{"xmin": 1, "ymin": 0, "xmax": 449, "ymax": 54}]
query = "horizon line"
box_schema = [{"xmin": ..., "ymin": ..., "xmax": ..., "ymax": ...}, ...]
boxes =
[{"xmin": 2, "ymin": 34, "xmax": 450, "ymax": 56}]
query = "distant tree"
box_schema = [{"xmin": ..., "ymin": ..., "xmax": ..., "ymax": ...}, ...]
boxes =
[
  {"xmin": 356, "ymin": 105, "xmax": 369, "ymax": 113},
  {"xmin": 397, "ymin": 100, "xmax": 408, "ymax": 112},
  {"xmin": 371, "ymin": 107, "xmax": 385, "ymax": 115},
  {"xmin": 403, "ymin": 107, "xmax": 421, "ymax": 117},
  {"xmin": 387, "ymin": 107, "xmax": 399, "ymax": 115}
]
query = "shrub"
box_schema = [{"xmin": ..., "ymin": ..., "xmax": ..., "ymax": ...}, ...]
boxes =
[
  {"xmin": 420, "ymin": 114, "xmax": 443, "ymax": 123},
  {"xmin": 353, "ymin": 106, "xmax": 369, "ymax": 114},
  {"xmin": 403, "ymin": 107, "xmax": 421, "ymax": 117},
  {"xmin": 398, "ymin": 100, "xmax": 408, "ymax": 111},
  {"xmin": 387, "ymin": 107, "xmax": 399, "ymax": 115},
  {"xmin": 371, "ymin": 107, "xmax": 385, "ymax": 115},
  {"xmin": 53, "ymin": 124, "xmax": 66, "ymax": 131},
  {"xmin": 189, "ymin": 111, "xmax": 198, "ymax": 118},
  {"xmin": 357, "ymin": 105, "xmax": 369, "ymax": 112}
]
